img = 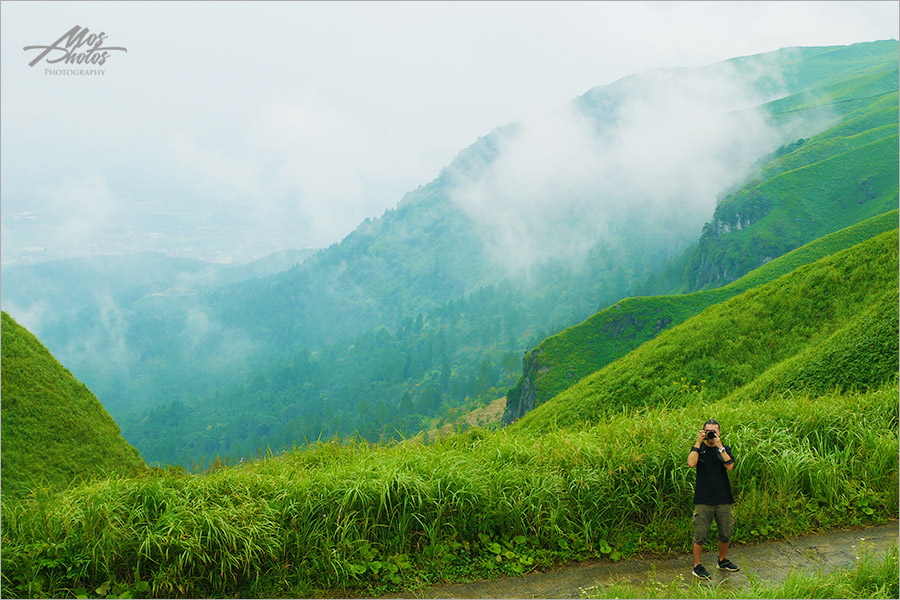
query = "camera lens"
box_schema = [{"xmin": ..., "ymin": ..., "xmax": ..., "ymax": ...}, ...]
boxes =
[{"xmin": 705, "ymin": 430, "xmax": 716, "ymax": 440}]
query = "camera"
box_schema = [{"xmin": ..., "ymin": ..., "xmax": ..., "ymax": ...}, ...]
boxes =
[{"xmin": 705, "ymin": 430, "xmax": 717, "ymax": 440}]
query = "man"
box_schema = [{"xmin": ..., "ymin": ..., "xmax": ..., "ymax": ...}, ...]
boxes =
[{"xmin": 687, "ymin": 418, "xmax": 740, "ymax": 580}]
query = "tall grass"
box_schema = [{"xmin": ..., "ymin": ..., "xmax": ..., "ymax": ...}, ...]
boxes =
[{"xmin": 2, "ymin": 382, "xmax": 897, "ymax": 598}]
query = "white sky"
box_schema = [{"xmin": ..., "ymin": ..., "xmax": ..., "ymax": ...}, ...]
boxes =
[{"xmin": 1, "ymin": 1, "xmax": 897, "ymax": 264}]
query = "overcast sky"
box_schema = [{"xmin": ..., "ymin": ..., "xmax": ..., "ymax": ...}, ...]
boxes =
[{"xmin": 1, "ymin": 1, "xmax": 897, "ymax": 265}]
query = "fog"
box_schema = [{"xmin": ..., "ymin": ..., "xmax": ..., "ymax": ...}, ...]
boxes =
[
  {"xmin": 447, "ymin": 60, "xmax": 829, "ymax": 276},
  {"xmin": 1, "ymin": 2, "xmax": 895, "ymax": 266}
]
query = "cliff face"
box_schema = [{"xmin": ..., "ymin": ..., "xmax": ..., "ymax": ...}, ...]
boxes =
[
  {"xmin": 502, "ymin": 353, "xmax": 541, "ymax": 424},
  {"xmin": 687, "ymin": 192, "xmax": 776, "ymax": 289}
]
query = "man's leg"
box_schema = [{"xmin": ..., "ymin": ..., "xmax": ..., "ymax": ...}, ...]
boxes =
[
  {"xmin": 715, "ymin": 504, "xmax": 740, "ymax": 571},
  {"xmin": 718, "ymin": 539, "xmax": 730, "ymax": 561},
  {"xmin": 716, "ymin": 504, "xmax": 734, "ymax": 559},
  {"xmin": 692, "ymin": 505, "xmax": 713, "ymax": 566},
  {"xmin": 691, "ymin": 506, "xmax": 715, "ymax": 579}
]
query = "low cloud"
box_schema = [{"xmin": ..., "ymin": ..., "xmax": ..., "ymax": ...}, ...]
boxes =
[
  {"xmin": 165, "ymin": 95, "xmax": 436, "ymax": 253},
  {"xmin": 447, "ymin": 60, "xmax": 821, "ymax": 276}
]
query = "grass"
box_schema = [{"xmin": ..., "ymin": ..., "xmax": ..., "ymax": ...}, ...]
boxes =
[
  {"xmin": 2, "ymin": 381, "xmax": 897, "ymax": 598},
  {"xmin": 581, "ymin": 544, "xmax": 899, "ymax": 599}
]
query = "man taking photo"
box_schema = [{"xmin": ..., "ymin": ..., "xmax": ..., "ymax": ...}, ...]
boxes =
[{"xmin": 687, "ymin": 418, "xmax": 740, "ymax": 580}]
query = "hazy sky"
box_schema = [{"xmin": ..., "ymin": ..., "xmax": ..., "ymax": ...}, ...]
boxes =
[{"xmin": 1, "ymin": 1, "xmax": 897, "ymax": 265}]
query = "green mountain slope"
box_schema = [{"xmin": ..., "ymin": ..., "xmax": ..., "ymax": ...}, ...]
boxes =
[
  {"xmin": 505, "ymin": 41, "xmax": 898, "ymax": 424},
  {"xmin": 669, "ymin": 52, "xmax": 898, "ymax": 291},
  {"xmin": 503, "ymin": 210, "xmax": 898, "ymax": 422},
  {"xmin": 514, "ymin": 229, "xmax": 899, "ymax": 432},
  {"xmin": 729, "ymin": 286, "xmax": 899, "ymax": 402},
  {"xmin": 1, "ymin": 312, "xmax": 145, "ymax": 498}
]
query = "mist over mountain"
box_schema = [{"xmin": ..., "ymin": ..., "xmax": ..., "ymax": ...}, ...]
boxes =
[
  {"xmin": 451, "ymin": 62, "xmax": 793, "ymax": 276},
  {"xmin": 3, "ymin": 40, "xmax": 897, "ymax": 468}
]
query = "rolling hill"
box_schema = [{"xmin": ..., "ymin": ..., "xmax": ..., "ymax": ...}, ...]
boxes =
[
  {"xmin": 503, "ymin": 210, "xmax": 899, "ymax": 423},
  {"xmin": 513, "ymin": 228, "xmax": 899, "ymax": 432},
  {"xmin": 0, "ymin": 312, "xmax": 146, "ymax": 498}
]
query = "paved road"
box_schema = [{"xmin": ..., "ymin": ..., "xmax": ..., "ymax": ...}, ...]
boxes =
[{"xmin": 384, "ymin": 521, "xmax": 898, "ymax": 599}]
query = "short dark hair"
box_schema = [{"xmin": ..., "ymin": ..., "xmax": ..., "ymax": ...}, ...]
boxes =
[{"xmin": 704, "ymin": 419, "xmax": 719, "ymax": 428}]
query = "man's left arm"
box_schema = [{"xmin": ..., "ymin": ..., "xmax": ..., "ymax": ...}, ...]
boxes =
[{"xmin": 714, "ymin": 440, "xmax": 735, "ymax": 471}]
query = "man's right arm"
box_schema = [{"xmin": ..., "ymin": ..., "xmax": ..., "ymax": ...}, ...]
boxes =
[{"xmin": 687, "ymin": 430, "xmax": 705, "ymax": 468}]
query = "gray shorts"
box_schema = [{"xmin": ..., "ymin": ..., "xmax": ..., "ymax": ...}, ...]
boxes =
[{"xmin": 692, "ymin": 503, "xmax": 734, "ymax": 545}]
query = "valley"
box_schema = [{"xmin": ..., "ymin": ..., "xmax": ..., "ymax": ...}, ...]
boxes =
[{"xmin": 1, "ymin": 39, "xmax": 897, "ymax": 599}]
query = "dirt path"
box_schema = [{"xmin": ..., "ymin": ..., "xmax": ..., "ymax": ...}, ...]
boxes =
[{"xmin": 384, "ymin": 521, "xmax": 898, "ymax": 599}]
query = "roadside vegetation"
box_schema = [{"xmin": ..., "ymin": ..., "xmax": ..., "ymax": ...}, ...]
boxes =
[
  {"xmin": 582, "ymin": 544, "xmax": 899, "ymax": 599},
  {"xmin": 2, "ymin": 380, "xmax": 896, "ymax": 598}
]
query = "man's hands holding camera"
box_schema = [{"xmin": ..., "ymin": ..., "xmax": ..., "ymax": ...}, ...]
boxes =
[
  {"xmin": 697, "ymin": 428, "xmax": 723, "ymax": 449},
  {"xmin": 689, "ymin": 423, "xmax": 732, "ymax": 469}
]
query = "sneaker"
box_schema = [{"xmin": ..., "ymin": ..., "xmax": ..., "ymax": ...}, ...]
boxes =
[
  {"xmin": 717, "ymin": 558, "xmax": 740, "ymax": 572},
  {"xmin": 692, "ymin": 564, "xmax": 712, "ymax": 580}
]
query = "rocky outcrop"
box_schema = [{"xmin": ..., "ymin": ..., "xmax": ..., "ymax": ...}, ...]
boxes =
[{"xmin": 502, "ymin": 356, "xmax": 541, "ymax": 424}]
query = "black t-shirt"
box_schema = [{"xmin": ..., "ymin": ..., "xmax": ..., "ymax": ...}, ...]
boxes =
[{"xmin": 693, "ymin": 443, "xmax": 734, "ymax": 505}]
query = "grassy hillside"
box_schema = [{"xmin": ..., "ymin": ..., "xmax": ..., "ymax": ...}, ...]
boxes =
[
  {"xmin": 504, "ymin": 43, "xmax": 898, "ymax": 425},
  {"xmin": 514, "ymin": 229, "xmax": 898, "ymax": 432},
  {"xmin": 2, "ymin": 382, "xmax": 895, "ymax": 598},
  {"xmin": 672, "ymin": 57, "xmax": 898, "ymax": 291},
  {"xmin": 0, "ymin": 312, "xmax": 145, "ymax": 498},
  {"xmin": 504, "ymin": 210, "xmax": 898, "ymax": 422}
]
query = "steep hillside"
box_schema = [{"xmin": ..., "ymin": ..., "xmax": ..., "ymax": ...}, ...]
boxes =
[
  {"xmin": 514, "ymin": 229, "xmax": 899, "ymax": 431},
  {"xmin": 503, "ymin": 210, "xmax": 898, "ymax": 422},
  {"xmin": 664, "ymin": 46, "xmax": 898, "ymax": 292},
  {"xmin": 0, "ymin": 312, "xmax": 145, "ymax": 498}
]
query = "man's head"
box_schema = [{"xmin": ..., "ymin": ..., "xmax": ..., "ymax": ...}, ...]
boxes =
[{"xmin": 703, "ymin": 418, "xmax": 720, "ymax": 445}]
